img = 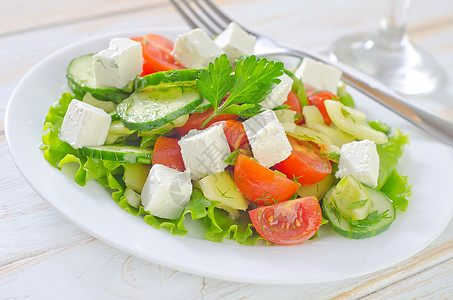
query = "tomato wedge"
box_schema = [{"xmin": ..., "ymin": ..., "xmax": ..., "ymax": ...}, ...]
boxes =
[
  {"xmin": 249, "ymin": 197, "xmax": 322, "ymax": 245},
  {"xmin": 234, "ymin": 154, "xmax": 299, "ymax": 205},
  {"xmin": 274, "ymin": 136, "xmax": 331, "ymax": 186},
  {"xmin": 306, "ymin": 91, "xmax": 340, "ymax": 125},
  {"xmin": 283, "ymin": 90, "xmax": 302, "ymax": 115},
  {"xmin": 151, "ymin": 136, "xmax": 185, "ymax": 172},
  {"xmin": 175, "ymin": 108, "xmax": 237, "ymax": 136},
  {"xmin": 211, "ymin": 120, "xmax": 249, "ymax": 151},
  {"xmin": 133, "ymin": 34, "xmax": 185, "ymax": 75}
]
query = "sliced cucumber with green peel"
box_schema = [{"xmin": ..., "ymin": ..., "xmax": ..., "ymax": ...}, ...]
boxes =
[
  {"xmin": 322, "ymin": 185, "xmax": 396, "ymax": 239},
  {"xmin": 135, "ymin": 69, "xmax": 201, "ymax": 91},
  {"xmin": 81, "ymin": 145, "xmax": 153, "ymax": 164},
  {"xmin": 117, "ymin": 86, "xmax": 202, "ymax": 131},
  {"xmin": 67, "ymin": 54, "xmax": 133, "ymax": 104}
]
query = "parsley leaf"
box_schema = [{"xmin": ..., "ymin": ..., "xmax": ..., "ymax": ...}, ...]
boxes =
[
  {"xmin": 196, "ymin": 54, "xmax": 284, "ymax": 127},
  {"xmin": 196, "ymin": 54, "xmax": 233, "ymax": 111}
]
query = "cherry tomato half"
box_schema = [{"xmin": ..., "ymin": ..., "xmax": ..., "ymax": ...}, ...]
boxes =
[
  {"xmin": 249, "ymin": 197, "xmax": 322, "ymax": 245},
  {"xmin": 274, "ymin": 136, "xmax": 331, "ymax": 186},
  {"xmin": 211, "ymin": 120, "xmax": 249, "ymax": 151},
  {"xmin": 307, "ymin": 91, "xmax": 340, "ymax": 125},
  {"xmin": 151, "ymin": 136, "xmax": 185, "ymax": 172},
  {"xmin": 132, "ymin": 34, "xmax": 185, "ymax": 75},
  {"xmin": 283, "ymin": 90, "xmax": 302, "ymax": 115},
  {"xmin": 175, "ymin": 108, "xmax": 237, "ymax": 136},
  {"xmin": 234, "ymin": 154, "xmax": 299, "ymax": 205}
]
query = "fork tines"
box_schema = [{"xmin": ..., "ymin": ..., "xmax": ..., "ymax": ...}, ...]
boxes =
[{"xmin": 170, "ymin": 0, "xmax": 234, "ymax": 37}]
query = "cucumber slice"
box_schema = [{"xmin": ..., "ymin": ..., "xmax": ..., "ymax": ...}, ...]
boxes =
[
  {"xmin": 81, "ymin": 145, "xmax": 153, "ymax": 164},
  {"xmin": 322, "ymin": 185, "xmax": 396, "ymax": 239},
  {"xmin": 117, "ymin": 86, "xmax": 202, "ymax": 131},
  {"xmin": 135, "ymin": 69, "xmax": 201, "ymax": 91},
  {"xmin": 123, "ymin": 186, "xmax": 141, "ymax": 208},
  {"xmin": 67, "ymin": 54, "xmax": 132, "ymax": 104}
]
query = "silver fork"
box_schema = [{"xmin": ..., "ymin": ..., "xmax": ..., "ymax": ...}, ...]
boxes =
[{"xmin": 170, "ymin": 0, "xmax": 453, "ymax": 147}]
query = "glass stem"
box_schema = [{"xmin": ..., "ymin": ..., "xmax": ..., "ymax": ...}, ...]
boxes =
[{"xmin": 377, "ymin": 0, "xmax": 412, "ymax": 48}]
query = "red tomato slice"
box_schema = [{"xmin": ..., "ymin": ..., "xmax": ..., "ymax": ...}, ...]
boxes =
[
  {"xmin": 274, "ymin": 136, "xmax": 331, "ymax": 186},
  {"xmin": 234, "ymin": 154, "xmax": 299, "ymax": 205},
  {"xmin": 249, "ymin": 197, "xmax": 322, "ymax": 245},
  {"xmin": 306, "ymin": 91, "xmax": 340, "ymax": 125},
  {"xmin": 134, "ymin": 34, "xmax": 185, "ymax": 75},
  {"xmin": 283, "ymin": 90, "xmax": 302, "ymax": 115},
  {"xmin": 175, "ymin": 108, "xmax": 237, "ymax": 136},
  {"xmin": 151, "ymin": 136, "xmax": 185, "ymax": 172},
  {"xmin": 211, "ymin": 120, "xmax": 249, "ymax": 151}
]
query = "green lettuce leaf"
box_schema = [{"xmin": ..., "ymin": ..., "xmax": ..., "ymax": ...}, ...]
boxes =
[
  {"xmin": 143, "ymin": 187, "xmax": 216, "ymax": 236},
  {"xmin": 205, "ymin": 208, "xmax": 265, "ymax": 245},
  {"xmin": 376, "ymin": 130, "xmax": 409, "ymax": 189},
  {"xmin": 380, "ymin": 170, "xmax": 412, "ymax": 212},
  {"xmin": 376, "ymin": 130, "xmax": 411, "ymax": 211}
]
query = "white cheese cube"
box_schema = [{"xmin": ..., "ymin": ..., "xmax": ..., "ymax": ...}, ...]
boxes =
[
  {"xmin": 214, "ymin": 22, "xmax": 256, "ymax": 62},
  {"xmin": 171, "ymin": 28, "xmax": 225, "ymax": 69},
  {"xmin": 178, "ymin": 125, "xmax": 231, "ymax": 180},
  {"xmin": 242, "ymin": 109, "xmax": 280, "ymax": 137},
  {"xmin": 260, "ymin": 73, "xmax": 293, "ymax": 110},
  {"xmin": 294, "ymin": 57, "xmax": 342, "ymax": 94},
  {"xmin": 243, "ymin": 110, "xmax": 292, "ymax": 168},
  {"xmin": 141, "ymin": 164, "xmax": 192, "ymax": 219},
  {"xmin": 336, "ymin": 139, "xmax": 380, "ymax": 187},
  {"xmin": 93, "ymin": 37, "xmax": 143, "ymax": 89},
  {"xmin": 59, "ymin": 99, "xmax": 111, "ymax": 149}
]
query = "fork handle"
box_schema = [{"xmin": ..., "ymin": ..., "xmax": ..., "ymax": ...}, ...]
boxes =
[
  {"xmin": 278, "ymin": 48, "xmax": 453, "ymax": 148},
  {"xmin": 341, "ymin": 72, "xmax": 453, "ymax": 147}
]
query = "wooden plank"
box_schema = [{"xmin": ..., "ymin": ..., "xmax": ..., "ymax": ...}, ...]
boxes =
[
  {"xmin": 1, "ymin": 234, "xmax": 452, "ymax": 299},
  {"xmin": 0, "ymin": 0, "xmax": 168, "ymax": 36},
  {"xmin": 362, "ymin": 259, "xmax": 453, "ymax": 299},
  {"xmin": 0, "ymin": 141, "xmax": 92, "ymax": 267}
]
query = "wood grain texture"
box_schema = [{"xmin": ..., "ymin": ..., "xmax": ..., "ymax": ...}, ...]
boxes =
[{"xmin": 1, "ymin": 0, "xmax": 453, "ymax": 298}]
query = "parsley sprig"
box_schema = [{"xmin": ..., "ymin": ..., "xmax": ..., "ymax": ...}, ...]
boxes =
[{"xmin": 196, "ymin": 54, "xmax": 284, "ymax": 127}]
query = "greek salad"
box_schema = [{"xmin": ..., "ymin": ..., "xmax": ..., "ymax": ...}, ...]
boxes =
[{"xmin": 41, "ymin": 23, "xmax": 411, "ymax": 246}]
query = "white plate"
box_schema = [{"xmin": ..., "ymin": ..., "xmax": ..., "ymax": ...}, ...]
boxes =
[{"xmin": 6, "ymin": 28, "xmax": 453, "ymax": 284}]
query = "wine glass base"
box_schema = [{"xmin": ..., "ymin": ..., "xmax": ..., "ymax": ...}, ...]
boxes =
[{"xmin": 329, "ymin": 33, "xmax": 446, "ymax": 95}]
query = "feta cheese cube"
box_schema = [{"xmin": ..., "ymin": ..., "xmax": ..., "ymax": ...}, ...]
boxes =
[
  {"xmin": 243, "ymin": 110, "xmax": 292, "ymax": 167},
  {"xmin": 178, "ymin": 125, "xmax": 231, "ymax": 180},
  {"xmin": 294, "ymin": 57, "xmax": 342, "ymax": 94},
  {"xmin": 171, "ymin": 28, "xmax": 225, "ymax": 69},
  {"xmin": 214, "ymin": 22, "xmax": 256, "ymax": 62},
  {"xmin": 141, "ymin": 164, "xmax": 192, "ymax": 219},
  {"xmin": 59, "ymin": 99, "xmax": 111, "ymax": 149},
  {"xmin": 336, "ymin": 139, "xmax": 380, "ymax": 187},
  {"xmin": 93, "ymin": 37, "xmax": 143, "ymax": 89},
  {"xmin": 260, "ymin": 73, "xmax": 293, "ymax": 110}
]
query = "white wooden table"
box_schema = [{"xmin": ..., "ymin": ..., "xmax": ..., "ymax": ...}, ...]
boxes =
[{"xmin": 1, "ymin": 0, "xmax": 453, "ymax": 298}]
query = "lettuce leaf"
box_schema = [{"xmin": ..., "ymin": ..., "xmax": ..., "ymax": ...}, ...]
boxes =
[
  {"xmin": 376, "ymin": 130, "xmax": 411, "ymax": 211},
  {"xmin": 141, "ymin": 188, "xmax": 263, "ymax": 245},
  {"xmin": 376, "ymin": 130, "xmax": 409, "ymax": 189},
  {"xmin": 143, "ymin": 187, "xmax": 215, "ymax": 236},
  {"xmin": 205, "ymin": 208, "xmax": 265, "ymax": 245},
  {"xmin": 380, "ymin": 170, "xmax": 412, "ymax": 212}
]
